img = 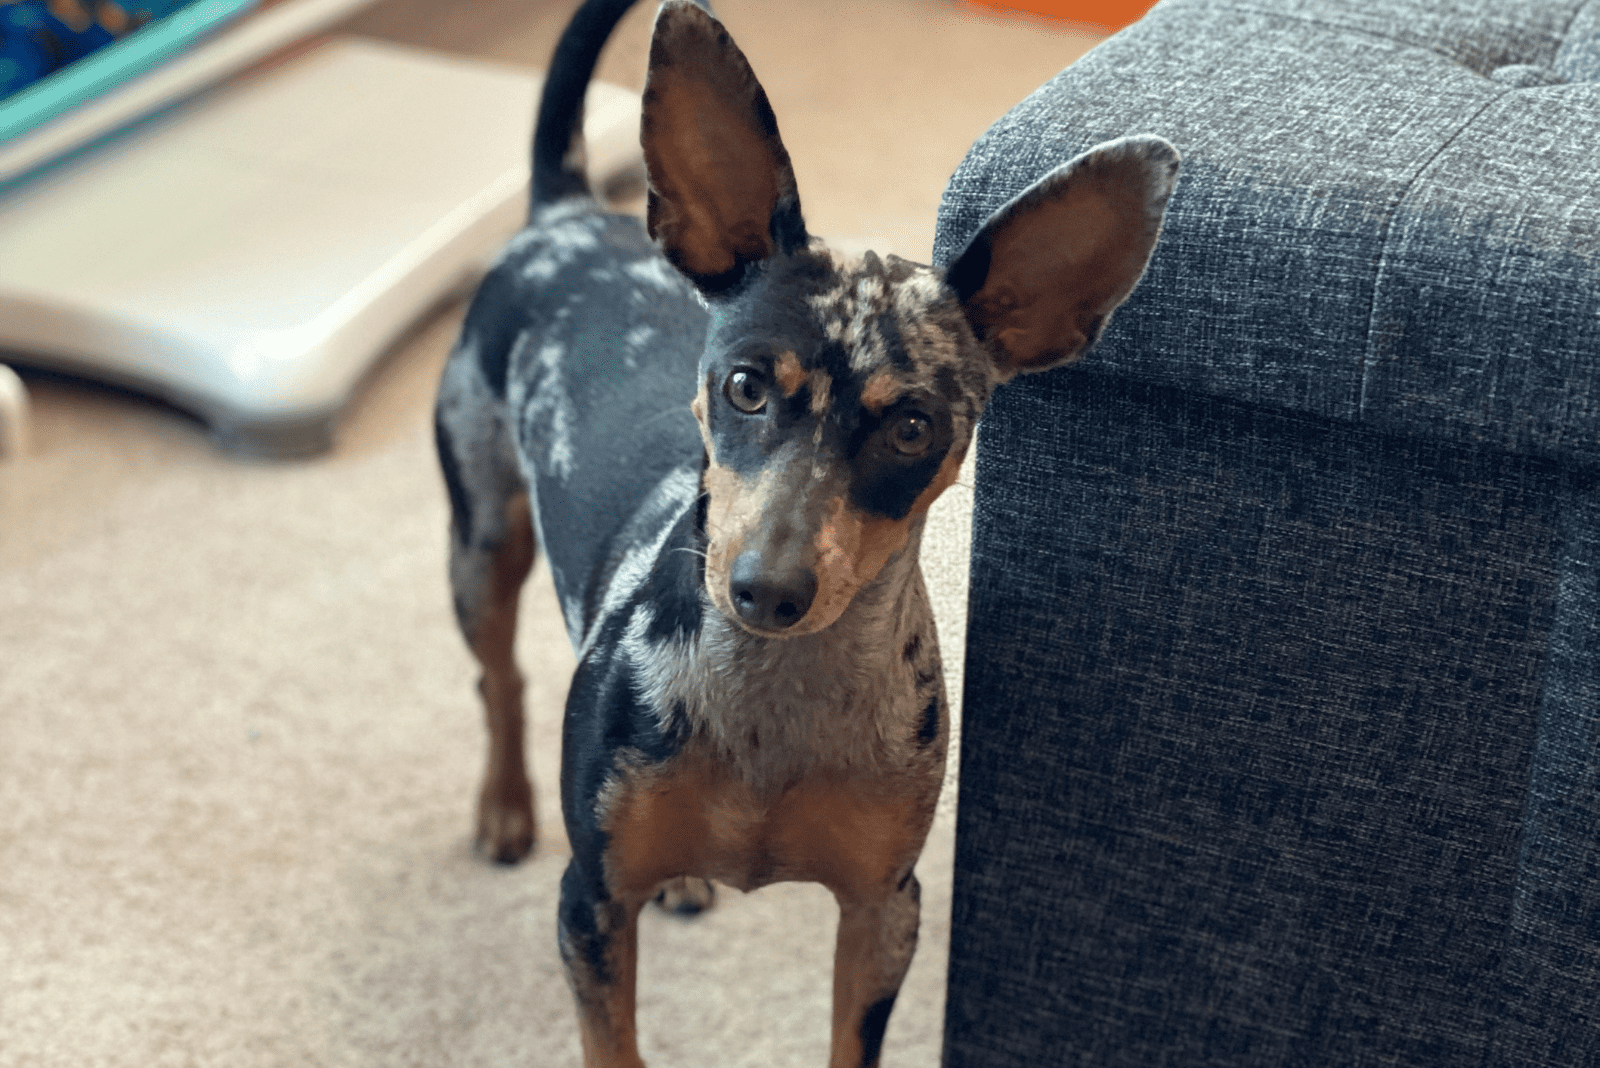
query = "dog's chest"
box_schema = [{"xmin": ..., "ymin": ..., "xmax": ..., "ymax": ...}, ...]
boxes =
[
  {"xmin": 602, "ymin": 750, "xmax": 933, "ymax": 897},
  {"xmin": 598, "ymin": 586, "xmax": 948, "ymax": 898}
]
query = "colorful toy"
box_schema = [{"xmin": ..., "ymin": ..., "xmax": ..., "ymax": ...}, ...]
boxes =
[{"xmin": 0, "ymin": 0, "xmax": 198, "ymax": 101}]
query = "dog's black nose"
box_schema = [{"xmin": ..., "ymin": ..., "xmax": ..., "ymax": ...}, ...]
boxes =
[{"xmin": 729, "ymin": 551, "xmax": 816, "ymax": 631}]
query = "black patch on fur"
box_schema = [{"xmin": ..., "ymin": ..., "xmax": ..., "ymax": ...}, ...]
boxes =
[
  {"xmin": 434, "ymin": 413, "xmax": 473, "ymax": 546},
  {"xmin": 462, "ymin": 265, "xmax": 528, "ymax": 396},
  {"xmin": 916, "ymin": 696, "xmax": 940, "ymax": 747},
  {"xmin": 945, "ymin": 231, "xmax": 993, "ymax": 310},
  {"xmin": 814, "ymin": 337, "xmax": 855, "ymax": 386},
  {"xmin": 934, "ymin": 363, "xmax": 965, "ymax": 405},
  {"xmin": 560, "ymin": 628, "xmax": 688, "ymax": 878},
  {"xmin": 700, "ymin": 265, "xmax": 843, "ymax": 478},
  {"xmin": 872, "ymin": 304, "xmax": 914, "ymax": 371},
  {"xmin": 641, "ymin": 504, "xmax": 706, "ymax": 644},
  {"xmin": 839, "ymin": 394, "xmax": 952, "ymax": 520},
  {"xmin": 610, "ymin": 654, "xmax": 684, "ymax": 766},
  {"xmin": 703, "ymin": 360, "xmax": 776, "ymax": 478},
  {"xmin": 859, "ymin": 995, "xmax": 897, "ymax": 1068},
  {"xmin": 850, "ymin": 442, "xmax": 949, "ymax": 520},
  {"xmin": 903, "ymin": 634, "xmax": 921, "ymax": 663},
  {"xmin": 676, "ymin": 249, "xmax": 759, "ymax": 298},
  {"xmin": 694, "ymin": 459, "xmax": 711, "ymax": 528},
  {"xmin": 770, "ymin": 197, "xmax": 809, "ymax": 261},
  {"xmin": 558, "ymin": 860, "xmax": 614, "ymax": 985}
]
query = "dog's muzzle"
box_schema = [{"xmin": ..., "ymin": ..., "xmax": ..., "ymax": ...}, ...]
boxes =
[{"xmin": 729, "ymin": 549, "xmax": 817, "ymax": 632}]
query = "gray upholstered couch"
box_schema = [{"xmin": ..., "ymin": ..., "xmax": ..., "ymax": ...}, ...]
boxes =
[{"xmin": 935, "ymin": 1, "xmax": 1600, "ymax": 1064}]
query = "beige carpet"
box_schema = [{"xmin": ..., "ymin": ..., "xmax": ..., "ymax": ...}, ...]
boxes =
[{"xmin": 0, "ymin": 3, "xmax": 1102, "ymax": 1064}]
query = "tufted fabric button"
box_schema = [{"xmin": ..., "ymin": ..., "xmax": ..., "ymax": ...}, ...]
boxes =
[{"xmin": 1488, "ymin": 63, "xmax": 1568, "ymax": 87}]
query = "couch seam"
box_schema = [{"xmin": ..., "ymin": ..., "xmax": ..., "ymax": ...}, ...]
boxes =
[
  {"xmin": 1354, "ymin": 93, "xmax": 1505, "ymax": 421},
  {"xmin": 1560, "ymin": 0, "xmax": 1592, "ymax": 43},
  {"xmin": 1552, "ymin": 0, "xmax": 1593, "ymax": 70},
  {"xmin": 1205, "ymin": 1, "xmax": 1566, "ymax": 74}
]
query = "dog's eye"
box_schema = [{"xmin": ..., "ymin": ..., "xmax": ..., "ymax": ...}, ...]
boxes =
[
  {"xmin": 890, "ymin": 412, "xmax": 933, "ymax": 456},
  {"xmin": 725, "ymin": 368, "xmax": 768, "ymax": 414}
]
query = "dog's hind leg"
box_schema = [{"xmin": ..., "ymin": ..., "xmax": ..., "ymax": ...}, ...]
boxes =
[
  {"xmin": 462, "ymin": 491, "xmax": 537, "ymax": 863},
  {"xmin": 652, "ymin": 875, "xmax": 716, "ymax": 916},
  {"xmin": 437, "ymin": 353, "xmax": 539, "ymax": 864}
]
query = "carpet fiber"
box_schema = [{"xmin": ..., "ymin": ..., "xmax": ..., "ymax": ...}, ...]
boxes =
[{"xmin": 0, "ymin": 3, "xmax": 1101, "ymax": 1063}]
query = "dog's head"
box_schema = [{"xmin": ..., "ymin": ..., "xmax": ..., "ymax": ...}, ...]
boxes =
[{"xmin": 643, "ymin": 0, "xmax": 1178, "ymax": 638}]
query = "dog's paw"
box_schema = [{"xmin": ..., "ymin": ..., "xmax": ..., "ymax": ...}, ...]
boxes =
[
  {"xmin": 475, "ymin": 779, "xmax": 536, "ymax": 865},
  {"xmin": 653, "ymin": 876, "xmax": 716, "ymax": 916}
]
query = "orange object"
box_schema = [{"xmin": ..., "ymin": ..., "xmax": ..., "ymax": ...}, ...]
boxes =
[{"xmin": 965, "ymin": 0, "xmax": 1157, "ymax": 31}]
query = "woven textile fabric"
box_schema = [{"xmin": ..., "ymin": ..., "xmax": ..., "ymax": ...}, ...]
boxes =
[{"xmin": 938, "ymin": 0, "xmax": 1600, "ymax": 1064}]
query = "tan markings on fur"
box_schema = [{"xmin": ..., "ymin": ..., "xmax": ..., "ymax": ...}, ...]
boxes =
[
  {"xmin": 909, "ymin": 444, "xmax": 968, "ymax": 517},
  {"xmin": 770, "ymin": 776, "xmax": 926, "ymax": 893},
  {"xmin": 775, "ymin": 350, "xmax": 806, "ymax": 397},
  {"xmin": 809, "ymin": 369, "xmax": 832, "ymax": 416},
  {"xmin": 807, "ymin": 496, "xmax": 913, "ymax": 632},
  {"xmin": 471, "ymin": 493, "xmax": 537, "ymax": 862},
  {"xmin": 805, "ymin": 446, "xmax": 966, "ymax": 632},
  {"xmin": 602, "ymin": 749, "xmax": 937, "ymax": 1068},
  {"xmin": 830, "ymin": 887, "xmax": 921, "ymax": 1068},
  {"xmin": 859, "ymin": 371, "xmax": 901, "ymax": 415},
  {"xmin": 602, "ymin": 750, "xmax": 930, "ymax": 899},
  {"xmin": 566, "ymin": 903, "xmax": 644, "ymax": 1068},
  {"xmin": 702, "ymin": 459, "xmax": 779, "ymax": 622},
  {"xmin": 691, "ymin": 378, "xmax": 712, "ymax": 453}
]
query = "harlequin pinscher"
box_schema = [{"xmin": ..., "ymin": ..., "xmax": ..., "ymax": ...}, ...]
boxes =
[{"xmin": 433, "ymin": 1, "xmax": 1178, "ymax": 1063}]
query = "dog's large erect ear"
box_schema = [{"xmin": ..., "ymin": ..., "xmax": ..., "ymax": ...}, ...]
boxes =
[
  {"xmin": 642, "ymin": 0, "xmax": 807, "ymax": 295},
  {"xmin": 946, "ymin": 136, "xmax": 1180, "ymax": 380}
]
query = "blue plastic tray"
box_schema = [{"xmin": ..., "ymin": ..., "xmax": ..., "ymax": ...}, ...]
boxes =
[{"xmin": 0, "ymin": 0, "xmax": 258, "ymax": 145}]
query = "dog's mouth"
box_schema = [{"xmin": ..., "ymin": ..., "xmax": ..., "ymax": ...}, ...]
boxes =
[{"xmin": 722, "ymin": 605, "xmax": 816, "ymax": 639}]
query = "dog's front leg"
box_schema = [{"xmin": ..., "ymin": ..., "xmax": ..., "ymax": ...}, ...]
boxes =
[
  {"xmin": 559, "ymin": 860, "xmax": 646, "ymax": 1068},
  {"xmin": 829, "ymin": 873, "xmax": 921, "ymax": 1068}
]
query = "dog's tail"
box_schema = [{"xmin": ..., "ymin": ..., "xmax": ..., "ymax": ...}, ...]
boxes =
[
  {"xmin": 529, "ymin": 0, "xmax": 641, "ymax": 209},
  {"xmin": 530, "ymin": 0, "xmax": 715, "ymax": 211},
  {"xmin": 531, "ymin": 0, "xmax": 640, "ymax": 208}
]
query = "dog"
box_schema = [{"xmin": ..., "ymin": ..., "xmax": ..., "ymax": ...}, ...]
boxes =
[{"xmin": 433, "ymin": 1, "xmax": 1178, "ymax": 1063}]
